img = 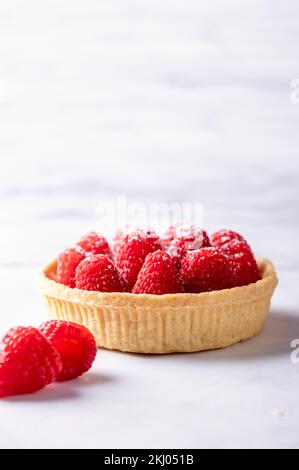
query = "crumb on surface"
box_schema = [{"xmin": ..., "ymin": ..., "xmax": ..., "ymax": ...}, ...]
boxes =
[{"xmin": 273, "ymin": 409, "xmax": 285, "ymax": 417}]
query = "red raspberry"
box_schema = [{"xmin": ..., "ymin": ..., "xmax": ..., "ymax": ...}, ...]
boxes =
[
  {"xmin": 198, "ymin": 230, "xmax": 211, "ymax": 249},
  {"xmin": 222, "ymin": 240, "xmax": 261, "ymax": 287},
  {"xmin": 112, "ymin": 230, "xmax": 127, "ymax": 259},
  {"xmin": 0, "ymin": 326, "xmax": 62, "ymax": 397},
  {"xmin": 57, "ymin": 246, "xmax": 86, "ymax": 288},
  {"xmin": 133, "ymin": 250, "xmax": 183, "ymax": 295},
  {"xmin": 39, "ymin": 321, "xmax": 97, "ymax": 382},
  {"xmin": 75, "ymin": 254, "xmax": 126, "ymax": 292},
  {"xmin": 168, "ymin": 228, "xmax": 210, "ymax": 268},
  {"xmin": 211, "ymin": 229, "xmax": 247, "ymax": 249},
  {"xmin": 116, "ymin": 230, "xmax": 162, "ymax": 291},
  {"xmin": 180, "ymin": 247, "xmax": 232, "ymax": 293},
  {"xmin": 167, "ymin": 237, "xmax": 188, "ymax": 269},
  {"xmin": 162, "ymin": 224, "xmax": 209, "ymax": 246},
  {"xmin": 161, "ymin": 225, "xmax": 178, "ymax": 249},
  {"xmin": 113, "ymin": 228, "xmax": 158, "ymax": 259},
  {"xmin": 77, "ymin": 231, "xmax": 112, "ymax": 258}
]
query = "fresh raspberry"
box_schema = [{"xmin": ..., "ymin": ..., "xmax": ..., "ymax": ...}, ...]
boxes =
[
  {"xmin": 75, "ymin": 254, "xmax": 126, "ymax": 292},
  {"xmin": 180, "ymin": 247, "xmax": 232, "ymax": 293},
  {"xmin": 77, "ymin": 231, "xmax": 112, "ymax": 258},
  {"xmin": 112, "ymin": 230, "xmax": 127, "ymax": 259},
  {"xmin": 210, "ymin": 229, "xmax": 247, "ymax": 249},
  {"xmin": 167, "ymin": 237, "xmax": 189, "ymax": 269},
  {"xmin": 133, "ymin": 250, "xmax": 183, "ymax": 295},
  {"xmin": 161, "ymin": 225, "xmax": 178, "ymax": 249},
  {"xmin": 116, "ymin": 230, "xmax": 162, "ymax": 291},
  {"xmin": 57, "ymin": 246, "xmax": 86, "ymax": 288},
  {"xmin": 39, "ymin": 321, "xmax": 97, "ymax": 382},
  {"xmin": 113, "ymin": 228, "xmax": 158, "ymax": 259},
  {"xmin": 167, "ymin": 228, "xmax": 211, "ymax": 268},
  {"xmin": 198, "ymin": 230, "xmax": 211, "ymax": 249},
  {"xmin": 222, "ymin": 240, "xmax": 261, "ymax": 287},
  {"xmin": 162, "ymin": 224, "xmax": 210, "ymax": 248},
  {"xmin": 0, "ymin": 326, "xmax": 62, "ymax": 397}
]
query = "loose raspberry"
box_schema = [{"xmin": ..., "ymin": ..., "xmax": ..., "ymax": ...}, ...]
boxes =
[
  {"xmin": 0, "ymin": 326, "xmax": 62, "ymax": 397},
  {"xmin": 133, "ymin": 250, "xmax": 183, "ymax": 295},
  {"xmin": 167, "ymin": 228, "xmax": 211, "ymax": 268},
  {"xmin": 57, "ymin": 246, "xmax": 86, "ymax": 288},
  {"xmin": 75, "ymin": 254, "xmax": 126, "ymax": 292},
  {"xmin": 210, "ymin": 229, "xmax": 247, "ymax": 249},
  {"xmin": 222, "ymin": 240, "xmax": 261, "ymax": 287},
  {"xmin": 180, "ymin": 247, "xmax": 232, "ymax": 293},
  {"xmin": 77, "ymin": 231, "xmax": 112, "ymax": 258},
  {"xmin": 39, "ymin": 321, "xmax": 97, "ymax": 382},
  {"xmin": 116, "ymin": 230, "xmax": 162, "ymax": 291}
]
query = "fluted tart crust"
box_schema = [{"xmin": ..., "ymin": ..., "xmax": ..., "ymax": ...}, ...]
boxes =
[{"xmin": 37, "ymin": 257, "xmax": 277, "ymax": 354}]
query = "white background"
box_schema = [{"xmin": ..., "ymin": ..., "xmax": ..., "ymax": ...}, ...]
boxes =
[{"xmin": 0, "ymin": 0, "xmax": 298, "ymax": 449}]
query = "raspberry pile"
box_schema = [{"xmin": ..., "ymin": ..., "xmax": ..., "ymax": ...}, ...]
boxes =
[
  {"xmin": 0, "ymin": 321, "xmax": 97, "ymax": 398},
  {"xmin": 56, "ymin": 227, "xmax": 261, "ymax": 296}
]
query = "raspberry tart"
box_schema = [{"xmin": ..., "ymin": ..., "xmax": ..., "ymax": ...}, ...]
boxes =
[{"xmin": 38, "ymin": 228, "xmax": 277, "ymax": 354}]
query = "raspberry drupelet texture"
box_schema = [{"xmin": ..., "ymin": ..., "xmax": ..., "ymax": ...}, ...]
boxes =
[
  {"xmin": 75, "ymin": 254, "xmax": 126, "ymax": 292},
  {"xmin": 133, "ymin": 250, "xmax": 183, "ymax": 295},
  {"xmin": 0, "ymin": 326, "xmax": 62, "ymax": 398},
  {"xmin": 115, "ymin": 230, "xmax": 162, "ymax": 291},
  {"xmin": 222, "ymin": 240, "xmax": 261, "ymax": 287},
  {"xmin": 167, "ymin": 228, "xmax": 211, "ymax": 268},
  {"xmin": 210, "ymin": 229, "xmax": 247, "ymax": 250},
  {"xmin": 162, "ymin": 224, "xmax": 210, "ymax": 251},
  {"xmin": 57, "ymin": 246, "xmax": 86, "ymax": 288},
  {"xmin": 167, "ymin": 237, "xmax": 188, "ymax": 269},
  {"xmin": 180, "ymin": 247, "xmax": 232, "ymax": 293},
  {"xmin": 112, "ymin": 230, "xmax": 127, "ymax": 259},
  {"xmin": 56, "ymin": 228, "xmax": 261, "ymax": 295},
  {"xmin": 77, "ymin": 231, "xmax": 112, "ymax": 258},
  {"xmin": 39, "ymin": 320, "xmax": 97, "ymax": 382},
  {"xmin": 161, "ymin": 225, "xmax": 178, "ymax": 249}
]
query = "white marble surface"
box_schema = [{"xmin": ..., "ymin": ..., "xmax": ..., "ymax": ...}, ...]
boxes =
[{"xmin": 0, "ymin": 0, "xmax": 299, "ymax": 449}]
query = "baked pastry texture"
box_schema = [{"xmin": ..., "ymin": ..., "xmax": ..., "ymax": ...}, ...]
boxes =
[{"xmin": 38, "ymin": 257, "xmax": 277, "ymax": 354}]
